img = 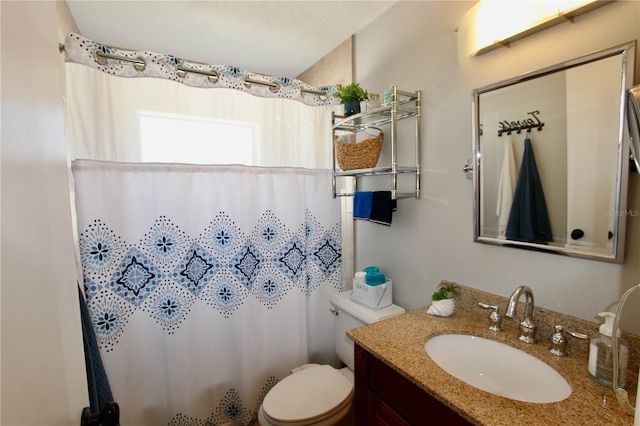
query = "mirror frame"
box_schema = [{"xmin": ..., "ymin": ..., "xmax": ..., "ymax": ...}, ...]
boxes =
[
  {"xmin": 627, "ymin": 85, "xmax": 640, "ymax": 172},
  {"xmin": 472, "ymin": 41, "xmax": 636, "ymax": 263}
]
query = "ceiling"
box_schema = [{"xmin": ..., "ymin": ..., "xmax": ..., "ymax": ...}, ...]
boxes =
[{"xmin": 65, "ymin": 1, "xmax": 398, "ymax": 78}]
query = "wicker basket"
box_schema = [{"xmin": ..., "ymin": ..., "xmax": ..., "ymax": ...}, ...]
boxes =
[{"xmin": 335, "ymin": 132, "xmax": 383, "ymax": 171}]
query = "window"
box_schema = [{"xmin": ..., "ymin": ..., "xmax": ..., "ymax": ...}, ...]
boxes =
[{"xmin": 138, "ymin": 111, "xmax": 258, "ymax": 164}]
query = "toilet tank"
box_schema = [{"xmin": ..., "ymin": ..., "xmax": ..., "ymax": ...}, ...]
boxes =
[{"xmin": 330, "ymin": 290, "xmax": 405, "ymax": 371}]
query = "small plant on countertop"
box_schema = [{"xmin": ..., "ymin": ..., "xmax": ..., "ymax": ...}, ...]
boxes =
[
  {"xmin": 427, "ymin": 283, "xmax": 459, "ymax": 317},
  {"xmin": 431, "ymin": 283, "xmax": 459, "ymax": 301}
]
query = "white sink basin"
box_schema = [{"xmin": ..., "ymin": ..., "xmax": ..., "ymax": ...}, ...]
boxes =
[{"xmin": 424, "ymin": 334, "xmax": 571, "ymax": 403}]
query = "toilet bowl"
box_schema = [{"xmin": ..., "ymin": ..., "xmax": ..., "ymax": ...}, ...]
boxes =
[
  {"xmin": 257, "ymin": 364, "xmax": 353, "ymax": 426},
  {"xmin": 257, "ymin": 290, "xmax": 405, "ymax": 426}
]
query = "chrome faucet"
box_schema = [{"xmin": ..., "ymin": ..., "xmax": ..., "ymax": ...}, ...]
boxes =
[{"xmin": 505, "ymin": 285, "xmax": 537, "ymax": 343}]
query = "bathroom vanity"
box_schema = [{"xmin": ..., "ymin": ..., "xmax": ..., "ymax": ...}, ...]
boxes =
[
  {"xmin": 348, "ymin": 283, "xmax": 636, "ymax": 426},
  {"xmin": 354, "ymin": 343, "xmax": 472, "ymax": 425}
]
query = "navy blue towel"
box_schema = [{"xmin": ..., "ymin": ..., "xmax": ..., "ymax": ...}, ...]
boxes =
[
  {"xmin": 506, "ymin": 137, "xmax": 553, "ymax": 243},
  {"xmin": 369, "ymin": 191, "xmax": 397, "ymax": 225},
  {"xmin": 78, "ymin": 284, "xmax": 114, "ymax": 414}
]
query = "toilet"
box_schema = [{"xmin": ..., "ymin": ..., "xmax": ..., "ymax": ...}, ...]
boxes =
[{"xmin": 257, "ymin": 290, "xmax": 405, "ymax": 426}]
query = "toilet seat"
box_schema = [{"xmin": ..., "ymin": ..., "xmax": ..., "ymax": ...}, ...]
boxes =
[{"xmin": 260, "ymin": 365, "xmax": 353, "ymax": 426}]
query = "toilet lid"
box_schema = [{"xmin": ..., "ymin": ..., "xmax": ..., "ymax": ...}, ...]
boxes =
[{"xmin": 263, "ymin": 365, "xmax": 353, "ymax": 423}]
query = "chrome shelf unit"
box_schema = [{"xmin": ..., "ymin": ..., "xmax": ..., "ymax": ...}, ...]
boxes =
[{"xmin": 331, "ymin": 86, "xmax": 421, "ymax": 200}]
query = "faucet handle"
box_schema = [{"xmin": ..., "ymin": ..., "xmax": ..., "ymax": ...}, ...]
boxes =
[
  {"xmin": 519, "ymin": 318, "xmax": 538, "ymax": 343},
  {"xmin": 478, "ymin": 303, "xmax": 502, "ymax": 332},
  {"xmin": 549, "ymin": 325, "xmax": 588, "ymax": 357}
]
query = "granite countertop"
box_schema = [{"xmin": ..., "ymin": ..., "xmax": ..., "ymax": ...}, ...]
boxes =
[{"xmin": 348, "ymin": 306, "xmax": 634, "ymax": 426}]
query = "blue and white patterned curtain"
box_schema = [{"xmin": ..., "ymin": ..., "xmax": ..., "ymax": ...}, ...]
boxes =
[{"xmin": 72, "ymin": 160, "xmax": 342, "ymax": 425}]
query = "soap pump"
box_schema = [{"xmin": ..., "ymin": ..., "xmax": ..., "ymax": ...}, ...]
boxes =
[{"xmin": 588, "ymin": 312, "xmax": 629, "ymax": 387}]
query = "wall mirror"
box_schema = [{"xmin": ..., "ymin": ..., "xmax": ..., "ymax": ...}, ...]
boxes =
[{"xmin": 472, "ymin": 41, "xmax": 635, "ymax": 263}]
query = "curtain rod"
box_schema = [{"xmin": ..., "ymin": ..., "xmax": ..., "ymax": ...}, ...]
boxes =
[{"xmin": 59, "ymin": 42, "xmax": 328, "ymax": 97}]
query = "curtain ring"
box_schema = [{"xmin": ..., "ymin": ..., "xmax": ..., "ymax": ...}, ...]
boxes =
[{"xmin": 93, "ymin": 50, "xmax": 146, "ymax": 71}]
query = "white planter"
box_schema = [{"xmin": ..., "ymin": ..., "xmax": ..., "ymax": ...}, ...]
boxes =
[{"xmin": 427, "ymin": 298, "xmax": 455, "ymax": 317}]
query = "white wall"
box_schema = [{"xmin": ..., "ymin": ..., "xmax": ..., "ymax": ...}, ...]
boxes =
[
  {"xmin": 1, "ymin": 2, "xmax": 88, "ymax": 424},
  {"xmin": 354, "ymin": 1, "xmax": 640, "ymax": 333}
]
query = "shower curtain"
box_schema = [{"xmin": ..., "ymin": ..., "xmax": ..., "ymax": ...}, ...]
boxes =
[{"xmin": 73, "ymin": 160, "xmax": 342, "ymax": 425}]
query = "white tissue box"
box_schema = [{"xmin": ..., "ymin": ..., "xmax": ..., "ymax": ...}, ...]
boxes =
[{"xmin": 351, "ymin": 277, "xmax": 392, "ymax": 309}]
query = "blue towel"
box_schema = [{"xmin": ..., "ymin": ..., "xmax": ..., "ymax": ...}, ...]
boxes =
[
  {"xmin": 366, "ymin": 271, "xmax": 386, "ymax": 286},
  {"xmin": 506, "ymin": 137, "xmax": 553, "ymax": 243},
  {"xmin": 369, "ymin": 191, "xmax": 397, "ymax": 225},
  {"xmin": 78, "ymin": 284, "xmax": 114, "ymax": 414},
  {"xmin": 353, "ymin": 191, "xmax": 373, "ymax": 220}
]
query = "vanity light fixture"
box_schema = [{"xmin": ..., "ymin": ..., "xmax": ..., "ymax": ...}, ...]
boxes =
[{"xmin": 457, "ymin": 0, "xmax": 615, "ymax": 58}]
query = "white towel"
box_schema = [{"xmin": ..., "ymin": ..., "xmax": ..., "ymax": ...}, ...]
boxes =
[{"xmin": 496, "ymin": 136, "xmax": 517, "ymax": 238}]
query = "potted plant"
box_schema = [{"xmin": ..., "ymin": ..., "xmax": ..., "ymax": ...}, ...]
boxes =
[
  {"xmin": 334, "ymin": 82, "xmax": 369, "ymax": 117},
  {"xmin": 427, "ymin": 283, "xmax": 459, "ymax": 317}
]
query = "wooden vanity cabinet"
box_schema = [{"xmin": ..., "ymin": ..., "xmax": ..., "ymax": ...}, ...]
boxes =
[{"xmin": 354, "ymin": 343, "xmax": 473, "ymax": 426}]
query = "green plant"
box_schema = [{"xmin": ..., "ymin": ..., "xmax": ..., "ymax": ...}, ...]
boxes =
[
  {"xmin": 432, "ymin": 283, "xmax": 459, "ymax": 301},
  {"xmin": 333, "ymin": 83, "xmax": 369, "ymax": 103}
]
